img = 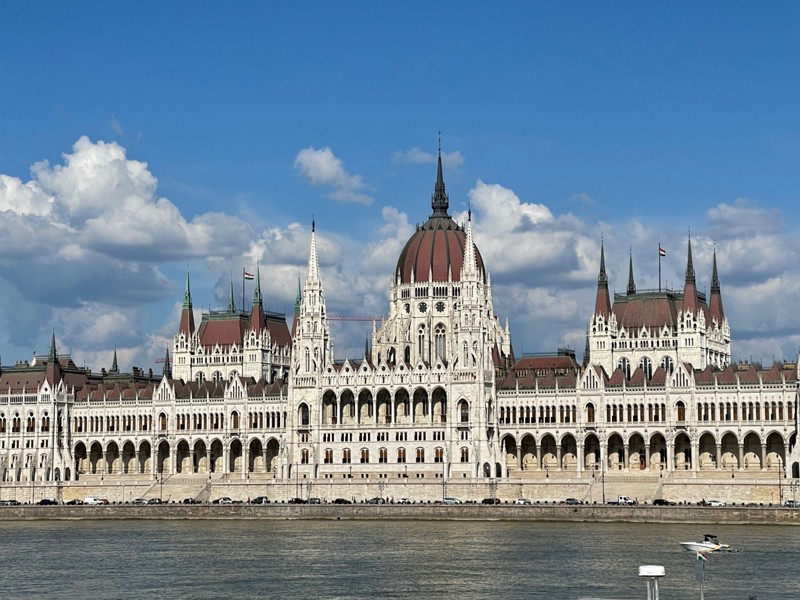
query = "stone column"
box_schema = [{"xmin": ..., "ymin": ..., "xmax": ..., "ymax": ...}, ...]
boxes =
[
  {"xmin": 644, "ymin": 443, "xmax": 650, "ymax": 471},
  {"xmin": 101, "ymin": 451, "xmax": 108, "ymax": 475},
  {"xmin": 134, "ymin": 450, "xmax": 141, "ymax": 474},
  {"xmin": 665, "ymin": 438, "xmax": 673, "ymax": 474},
  {"xmin": 516, "ymin": 446, "xmax": 523, "ymax": 471},
  {"xmin": 623, "ymin": 444, "xmax": 630, "ymax": 472},
  {"xmin": 716, "ymin": 443, "xmax": 722, "ymax": 470},
  {"xmin": 692, "ymin": 441, "xmax": 699, "ymax": 473},
  {"xmin": 577, "ymin": 444, "xmax": 584, "ymax": 477},
  {"xmin": 536, "ymin": 445, "xmax": 542, "ymax": 471},
  {"xmin": 206, "ymin": 449, "xmax": 212, "ymax": 475},
  {"xmin": 761, "ymin": 443, "xmax": 767, "ymax": 471},
  {"xmin": 738, "ymin": 444, "xmax": 744, "ymax": 472},
  {"xmin": 556, "ymin": 446, "xmax": 563, "ymax": 471},
  {"xmin": 243, "ymin": 447, "xmax": 249, "ymax": 480}
]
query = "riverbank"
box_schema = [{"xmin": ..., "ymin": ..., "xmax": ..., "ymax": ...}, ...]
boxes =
[{"xmin": 2, "ymin": 503, "xmax": 800, "ymax": 524}]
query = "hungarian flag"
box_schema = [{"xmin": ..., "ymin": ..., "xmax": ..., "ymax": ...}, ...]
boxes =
[
  {"xmin": 659, "ymin": 246, "xmax": 667, "ymax": 257},
  {"xmin": 696, "ymin": 550, "xmax": 708, "ymax": 562},
  {"xmin": 244, "ymin": 271, "xmax": 255, "ymax": 280}
]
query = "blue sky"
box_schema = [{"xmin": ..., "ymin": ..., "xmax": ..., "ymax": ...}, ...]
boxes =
[{"xmin": 1, "ymin": 2, "xmax": 799, "ymax": 371}]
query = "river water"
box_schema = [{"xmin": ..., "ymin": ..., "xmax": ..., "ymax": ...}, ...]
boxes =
[{"xmin": 1, "ymin": 519, "xmax": 797, "ymax": 599}]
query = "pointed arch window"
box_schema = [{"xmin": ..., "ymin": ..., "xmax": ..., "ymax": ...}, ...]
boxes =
[
  {"xmin": 639, "ymin": 357, "xmax": 652, "ymax": 379},
  {"xmin": 435, "ymin": 324, "xmax": 446, "ymax": 361},
  {"xmin": 418, "ymin": 325, "xmax": 426, "ymax": 360},
  {"xmin": 618, "ymin": 358, "xmax": 631, "ymax": 380}
]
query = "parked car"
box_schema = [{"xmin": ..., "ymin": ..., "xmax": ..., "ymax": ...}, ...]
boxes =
[
  {"xmin": 481, "ymin": 497, "xmax": 500, "ymax": 505},
  {"xmin": 442, "ymin": 497, "xmax": 462, "ymax": 505},
  {"xmin": 707, "ymin": 499, "xmax": 726, "ymax": 507},
  {"xmin": 565, "ymin": 498, "xmax": 582, "ymax": 505},
  {"xmin": 784, "ymin": 500, "xmax": 800, "ymax": 508},
  {"xmin": 65, "ymin": 498, "xmax": 83, "ymax": 505},
  {"xmin": 308, "ymin": 497, "xmax": 321, "ymax": 504},
  {"xmin": 37, "ymin": 498, "xmax": 58, "ymax": 505},
  {"xmin": 0, "ymin": 499, "xmax": 22, "ymax": 506},
  {"xmin": 147, "ymin": 498, "xmax": 163, "ymax": 505},
  {"xmin": 83, "ymin": 496, "xmax": 103, "ymax": 505},
  {"xmin": 367, "ymin": 497, "xmax": 386, "ymax": 504},
  {"xmin": 212, "ymin": 497, "xmax": 233, "ymax": 505},
  {"xmin": 652, "ymin": 498, "xmax": 674, "ymax": 506},
  {"xmin": 396, "ymin": 497, "xmax": 412, "ymax": 504},
  {"xmin": 131, "ymin": 498, "xmax": 148, "ymax": 505},
  {"xmin": 514, "ymin": 498, "xmax": 532, "ymax": 505},
  {"xmin": 332, "ymin": 498, "xmax": 352, "ymax": 504},
  {"xmin": 250, "ymin": 496, "xmax": 270, "ymax": 505},
  {"xmin": 181, "ymin": 498, "xmax": 200, "ymax": 504},
  {"xmin": 287, "ymin": 497, "xmax": 307, "ymax": 504}
]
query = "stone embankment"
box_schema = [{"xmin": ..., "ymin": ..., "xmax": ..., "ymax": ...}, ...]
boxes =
[{"xmin": 1, "ymin": 503, "xmax": 799, "ymax": 524}]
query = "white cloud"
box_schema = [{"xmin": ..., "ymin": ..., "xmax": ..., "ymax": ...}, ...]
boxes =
[{"xmin": 294, "ymin": 146, "xmax": 373, "ymax": 205}]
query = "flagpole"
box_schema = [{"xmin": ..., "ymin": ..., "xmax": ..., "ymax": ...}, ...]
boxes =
[
  {"xmin": 241, "ymin": 267, "xmax": 245, "ymax": 313},
  {"xmin": 658, "ymin": 243, "xmax": 662, "ymax": 292}
]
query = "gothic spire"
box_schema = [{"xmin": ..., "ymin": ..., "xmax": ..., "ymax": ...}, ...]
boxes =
[
  {"xmin": 179, "ymin": 269, "xmax": 195, "ymax": 336},
  {"xmin": 593, "ymin": 240, "xmax": 612, "ymax": 318},
  {"xmin": 682, "ymin": 235, "xmax": 698, "ymax": 314},
  {"xmin": 162, "ymin": 347, "xmax": 172, "ymax": 378},
  {"xmin": 227, "ymin": 277, "xmax": 236, "ymax": 312},
  {"xmin": 182, "ymin": 270, "xmax": 192, "ymax": 309},
  {"xmin": 111, "ymin": 348, "xmax": 119, "ymax": 374},
  {"xmin": 306, "ymin": 219, "xmax": 320, "ymax": 284},
  {"xmin": 709, "ymin": 245, "xmax": 725, "ymax": 324},
  {"xmin": 430, "ymin": 133, "xmax": 450, "ymax": 218},
  {"xmin": 49, "ymin": 330, "xmax": 57, "ymax": 363},
  {"xmin": 627, "ymin": 249, "xmax": 636, "ymax": 296},
  {"xmin": 462, "ymin": 209, "xmax": 478, "ymax": 278},
  {"xmin": 252, "ymin": 265, "xmax": 263, "ymax": 308}
]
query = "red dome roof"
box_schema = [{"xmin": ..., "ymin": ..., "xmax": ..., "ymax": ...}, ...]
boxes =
[
  {"xmin": 394, "ymin": 149, "xmax": 485, "ymax": 284},
  {"xmin": 395, "ymin": 217, "xmax": 485, "ymax": 283}
]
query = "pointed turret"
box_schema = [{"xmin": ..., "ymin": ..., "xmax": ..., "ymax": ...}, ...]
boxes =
[
  {"xmin": 111, "ymin": 348, "xmax": 119, "ymax": 374},
  {"xmin": 227, "ymin": 278, "xmax": 236, "ymax": 312},
  {"xmin": 626, "ymin": 250, "xmax": 636, "ymax": 296},
  {"xmin": 250, "ymin": 267, "xmax": 266, "ymax": 332},
  {"xmin": 462, "ymin": 209, "xmax": 478, "ymax": 279},
  {"xmin": 179, "ymin": 270, "xmax": 195, "ymax": 337},
  {"xmin": 682, "ymin": 235, "xmax": 698, "ymax": 314},
  {"xmin": 709, "ymin": 247, "xmax": 725, "ymax": 325},
  {"xmin": 162, "ymin": 347, "xmax": 172, "ymax": 378},
  {"xmin": 593, "ymin": 241, "xmax": 612, "ymax": 318},
  {"xmin": 296, "ymin": 219, "xmax": 331, "ymax": 373},
  {"xmin": 430, "ymin": 135, "xmax": 450, "ymax": 219},
  {"xmin": 291, "ymin": 278, "xmax": 302, "ymax": 338},
  {"xmin": 45, "ymin": 331, "xmax": 61, "ymax": 386}
]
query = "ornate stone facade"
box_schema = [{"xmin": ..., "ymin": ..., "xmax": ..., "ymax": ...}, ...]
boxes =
[{"xmin": 0, "ymin": 151, "xmax": 798, "ymax": 502}]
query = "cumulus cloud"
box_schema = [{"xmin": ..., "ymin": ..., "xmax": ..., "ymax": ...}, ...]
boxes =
[
  {"xmin": 0, "ymin": 136, "xmax": 257, "ymax": 364},
  {"xmin": 393, "ymin": 146, "xmax": 464, "ymax": 169},
  {"xmin": 294, "ymin": 146, "xmax": 373, "ymax": 205}
]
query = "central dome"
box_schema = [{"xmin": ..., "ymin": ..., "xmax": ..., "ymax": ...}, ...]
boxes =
[{"xmin": 395, "ymin": 151, "xmax": 485, "ymax": 284}]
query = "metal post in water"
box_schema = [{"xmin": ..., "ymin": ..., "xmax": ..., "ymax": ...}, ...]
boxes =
[{"xmin": 639, "ymin": 565, "xmax": 665, "ymax": 600}]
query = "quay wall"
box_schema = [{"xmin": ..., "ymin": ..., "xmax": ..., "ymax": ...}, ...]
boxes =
[{"xmin": 1, "ymin": 503, "xmax": 800, "ymax": 524}]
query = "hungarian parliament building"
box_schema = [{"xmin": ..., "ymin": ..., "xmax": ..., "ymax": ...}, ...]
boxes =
[{"xmin": 1, "ymin": 153, "xmax": 798, "ymax": 495}]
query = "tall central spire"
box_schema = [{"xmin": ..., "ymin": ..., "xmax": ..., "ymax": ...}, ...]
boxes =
[
  {"xmin": 594, "ymin": 240, "xmax": 612, "ymax": 318},
  {"xmin": 430, "ymin": 133, "xmax": 450, "ymax": 218},
  {"xmin": 627, "ymin": 250, "xmax": 636, "ymax": 296}
]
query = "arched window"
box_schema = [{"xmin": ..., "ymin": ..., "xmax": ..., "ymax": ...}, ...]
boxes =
[
  {"xmin": 195, "ymin": 372, "xmax": 206, "ymax": 384},
  {"xmin": 379, "ymin": 447, "xmax": 388, "ymax": 463},
  {"xmin": 676, "ymin": 401, "xmax": 686, "ymax": 422},
  {"xmin": 460, "ymin": 447, "xmax": 469, "ymax": 463},
  {"xmin": 231, "ymin": 411, "xmax": 239, "ymax": 429},
  {"xmin": 434, "ymin": 447, "xmax": 444, "ymax": 463},
  {"xmin": 301, "ymin": 449, "xmax": 309, "ymax": 464},
  {"xmin": 587, "ymin": 403, "xmax": 595, "ymax": 423},
  {"xmin": 360, "ymin": 448, "xmax": 369, "ymax": 463},
  {"xmin": 418, "ymin": 325, "xmax": 426, "ymax": 360},
  {"xmin": 397, "ymin": 448, "xmax": 406, "ymax": 463},
  {"xmin": 342, "ymin": 448, "xmax": 351, "ymax": 464},
  {"xmin": 618, "ymin": 358, "xmax": 631, "ymax": 380},
  {"xmin": 435, "ymin": 324, "xmax": 446, "ymax": 361},
  {"xmin": 639, "ymin": 357, "xmax": 652, "ymax": 379},
  {"xmin": 459, "ymin": 400, "xmax": 469, "ymax": 423},
  {"xmin": 661, "ymin": 356, "xmax": 674, "ymax": 374},
  {"xmin": 415, "ymin": 447, "xmax": 425, "ymax": 463},
  {"xmin": 298, "ymin": 404, "xmax": 310, "ymax": 426}
]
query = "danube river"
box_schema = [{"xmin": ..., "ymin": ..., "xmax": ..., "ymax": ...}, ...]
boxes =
[{"xmin": 1, "ymin": 519, "xmax": 797, "ymax": 599}]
